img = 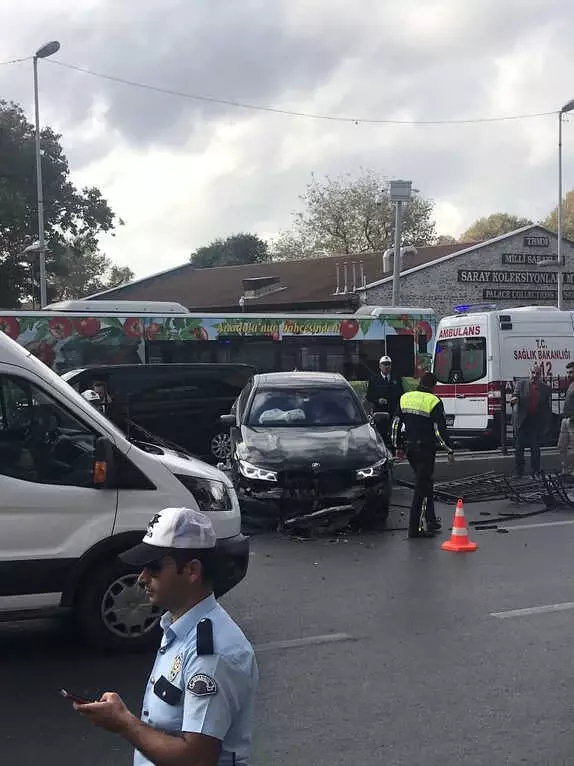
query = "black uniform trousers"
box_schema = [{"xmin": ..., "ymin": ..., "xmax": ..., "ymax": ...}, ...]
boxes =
[{"xmin": 406, "ymin": 442, "xmax": 438, "ymax": 536}]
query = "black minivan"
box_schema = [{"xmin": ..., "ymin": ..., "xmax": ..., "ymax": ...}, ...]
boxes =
[{"xmin": 62, "ymin": 363, "xmax": 256, "ymax": 462}]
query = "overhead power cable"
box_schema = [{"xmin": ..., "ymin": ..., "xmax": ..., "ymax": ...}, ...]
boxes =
[
  {"xmin": 0, "ymin": 56, "xmax": 31, "ymax": 66},
  {"xmin": 47, "ymin": 58, "xmax": 557, "ymax": 126}
]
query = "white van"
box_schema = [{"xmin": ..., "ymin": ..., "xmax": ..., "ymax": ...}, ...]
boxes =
[
  {"xmin": 0, "ymin": 330, "xmax": 248, "ymax": 651},
  {"xmin": 433, "ymin": 305, "xmax": 574, "ymax": 445}
]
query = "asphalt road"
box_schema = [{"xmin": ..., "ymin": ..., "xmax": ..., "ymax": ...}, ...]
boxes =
[{"xmin": 3, "ymin": 497, "xmax": 574, "ymax": 765}]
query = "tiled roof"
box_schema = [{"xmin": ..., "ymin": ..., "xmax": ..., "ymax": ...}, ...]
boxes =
[{"xmin": 88, "ymin": 243, "xmax": 472, "ymax": 309}]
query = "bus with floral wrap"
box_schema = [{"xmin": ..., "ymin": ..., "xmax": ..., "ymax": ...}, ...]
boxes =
[{"xmin": 0, "ymin": 301, "xmax": 435, "ymax": 388}]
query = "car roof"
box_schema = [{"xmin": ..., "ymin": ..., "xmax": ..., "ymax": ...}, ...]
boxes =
[
  {"xmin": 253, "ymin": 371, "xmax": 348, "ymax": 389},
  {"xmin": 64, "ymin": 363, "xmax": 256, "ymax": 376}
]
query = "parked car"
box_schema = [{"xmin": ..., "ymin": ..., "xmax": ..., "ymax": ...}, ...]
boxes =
[
  {"xmin": 0, "ymin": 336, "xmax": 248, "ymax": 652},
  {"xmin": 62, "ymin": 363, "xmax": 256, "ymax": 462},
  {"xmin": 222, "ymin": 371, "xmax": 392, "ymax": 530}
]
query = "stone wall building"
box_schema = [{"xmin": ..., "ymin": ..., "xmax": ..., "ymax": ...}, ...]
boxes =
[{"xmin": 359, "ymin": 224, "xmax": 574, "ymax": 319}]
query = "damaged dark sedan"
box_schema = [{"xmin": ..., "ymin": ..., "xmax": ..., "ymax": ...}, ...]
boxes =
[{"xmin": 221, "ymin": 372, "xmax": 392, "ymax": 531}]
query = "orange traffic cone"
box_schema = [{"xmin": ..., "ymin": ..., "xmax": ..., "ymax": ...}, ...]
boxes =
[{"xmin": 441, "ymin": 498, "xmax": 478, "ymax": 552}]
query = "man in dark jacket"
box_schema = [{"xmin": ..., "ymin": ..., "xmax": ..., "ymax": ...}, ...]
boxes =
[
  {"xmin": 510, "ymin": 364, "xmax": 551, "ymax": 477},
  {"xmin": 366, "ymin": 355, "xmax": 403, "ymax": 448},
  {"xmin": 558, "ymin": 362, "xmax": 574, "ymax": 473},
  {"xmin": 392, "ymin": 372, "xmax": 454, "ymax": 538}
]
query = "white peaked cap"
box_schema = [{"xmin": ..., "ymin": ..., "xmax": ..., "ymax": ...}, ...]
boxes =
[{"xmin": 120, "ymin": 507, "xmax": 217, "ymax": 566}]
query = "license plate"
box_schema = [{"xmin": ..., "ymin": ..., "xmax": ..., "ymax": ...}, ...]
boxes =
[{"xmin": 446, "ymin": 415, "xmax": 455, "ymax": 427}]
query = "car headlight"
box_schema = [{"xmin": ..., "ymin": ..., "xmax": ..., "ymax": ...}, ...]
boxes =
[
  {"xmin": 238, "ymin": 459, "xmax": 278, "ymax": 482},
  {"xmin": 355, "ymin": 458, "xmax": 388, "ymax": 480},
  {"xmin": 175, "ymin": 474, "xmax": 234, "ymax": 511}
]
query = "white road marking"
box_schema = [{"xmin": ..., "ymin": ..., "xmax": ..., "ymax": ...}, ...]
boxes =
[
  {"xmin": 491, "ymin": 602, "xmax": 574, "ymax": 619},
  {"xmin": 255, "ymin": 633, "xmax": 354, "ymax": 653},
  {"xmin": 498, "ymin": 519, "xmax": 574, "ymax": 531}
]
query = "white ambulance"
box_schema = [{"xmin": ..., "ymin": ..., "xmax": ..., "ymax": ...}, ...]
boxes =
[{"xmin": 432, "ymin": 305, "xmax": 574, "ymax": 446}]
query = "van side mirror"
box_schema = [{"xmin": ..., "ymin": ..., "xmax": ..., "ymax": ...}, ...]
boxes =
[
  {"xmin": 93, "ymin": 436, "xmax": 115, "ymax": 489},
  {"xmin": 220, "ymin": 414, "xmax": 236, "ymax": 426},
  {"xmin": 373, "ymin": 412, "xmax": 389, "ymax": 424}
]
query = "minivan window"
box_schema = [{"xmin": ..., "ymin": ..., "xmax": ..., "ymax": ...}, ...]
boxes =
[
  {"xmin": 434, "ymin": 337, "xmax": 487, "ymax": 384},
  {"xmin": 0, "ymin": 376, "xmax": 97, "ymax": 486},
  {"xmin": 247, "ymin": 387, "xmax": 365, "ymax": 427}
]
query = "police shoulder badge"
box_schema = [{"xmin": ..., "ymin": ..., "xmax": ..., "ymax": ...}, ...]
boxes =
[
  {"xmin": 169, "ymin": 654, "xmax": 183, "ymax": 682},
  {"xmin": 187, "ymin": 673, "xmax": 217, "ymax": 697}
]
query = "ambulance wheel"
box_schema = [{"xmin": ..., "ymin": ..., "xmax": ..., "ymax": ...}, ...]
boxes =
[{"xmin": 75, "ymin": 558, "xmax": 162, "ymax": 653}]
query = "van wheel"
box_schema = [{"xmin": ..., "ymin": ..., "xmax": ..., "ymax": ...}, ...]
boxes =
[
  {"xmin": 209, "ymin": 431, "xmax": 232, "ymax": 462},
  {"xmin": 75, "ymin": 558, "xmax": 162, "ymax": 653}
]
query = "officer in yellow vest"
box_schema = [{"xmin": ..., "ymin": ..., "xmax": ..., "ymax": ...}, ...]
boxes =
[{"xmin": 391, "ymin": 372, "xmax": 454, "ymax": 538}]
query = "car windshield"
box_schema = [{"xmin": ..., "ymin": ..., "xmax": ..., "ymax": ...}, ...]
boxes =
[{"xmin": 247, "ymin": 387, "xmax": 365, "ymax": 427}]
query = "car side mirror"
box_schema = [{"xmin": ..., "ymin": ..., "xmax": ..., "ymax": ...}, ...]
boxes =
[
  {"xmin": 93, "ymin": 436, "xmax": 115, "ymax": 489},
  {"xmin": 373, "ymin": 412, "xmax": 389, "ymax": 423},
  {"xmin": 220, "ymin": 414, "xmax": 236, "ymax": 426}
]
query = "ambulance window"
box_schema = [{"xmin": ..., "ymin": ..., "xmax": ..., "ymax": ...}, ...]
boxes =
[{"xmin": 434, "ymin": 338, "xmax": 486, "ymax": 384}]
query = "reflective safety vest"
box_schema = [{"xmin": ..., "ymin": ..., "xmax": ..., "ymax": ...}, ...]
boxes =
[
  {"xmin": 392, "ymin": 389, "xmax": 450, "ymax": 451},
  {"xmin": 399, "ymin": 390, "xmax": 440, "ymax": 417}
]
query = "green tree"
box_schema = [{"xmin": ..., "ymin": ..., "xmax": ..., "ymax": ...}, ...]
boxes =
[
  {"xmin": 0, "ymin": 100, "xmax": 118, "ymax": 307},
  {"xmin": 271, "ymin": 171, "xmax": 437, "ymax": 258},
  {"xmin": 461, "ymin": 213, "xmax": 532, "ymax": 242},
  {"xmin": 435, "ymin": 234, "xmax": 457, "ymax": 245},
  {"xmin": 190, "ymin": 233, "xmax": 269, "ymax": 269},
  {"xmin": 544, "ymin": 189, "xmax": 574, "ymax": 241},
  {"xmin": 49, "ymin": 236, "xmax": 134, "ymax": 300}
]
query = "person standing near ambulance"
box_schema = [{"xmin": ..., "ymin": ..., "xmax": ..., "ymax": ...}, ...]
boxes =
[
  {"xmin": 366, "ymin": 355, "xmax": 403, "ymax": 448},
  {"xmin": 391, "ymin": 373, "xmax": 454, "ymax": 538},
  {"xmin": 510, "ymin": 364, "xmax": 551, "ymax": 477},
  {"xmin": 74, "ymin": 507, "xmax": 258, "ymax": 766},
  {"xmin": 558, "ymin": 361, "xmax": 574, "ymax": 474}
]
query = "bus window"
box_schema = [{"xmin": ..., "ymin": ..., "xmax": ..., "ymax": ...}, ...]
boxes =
[
  {"xmin": 434, "ymin": 337, "xmax": 486, "ymax": 384},
  {"xmin": 386, "ymin": 334, "xmax": 415, "ymax": 378},
  {"xmin": 358, "ymin": 340, "xmax": 386, "ymax": 380}
]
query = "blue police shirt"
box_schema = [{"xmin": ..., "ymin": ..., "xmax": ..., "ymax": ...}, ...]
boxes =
[{"xmin": 134, "ymin": 594, "xmax": 258, "ymax": 766}]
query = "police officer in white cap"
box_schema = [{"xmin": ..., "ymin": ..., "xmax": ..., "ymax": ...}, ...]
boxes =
[
  {"xmin": 74, "ymin": 507, "xmax": 258, "ymax": 766},
  {"xmin": 366, "ymin": 355, "xmax": 404, "ymax": 448}
]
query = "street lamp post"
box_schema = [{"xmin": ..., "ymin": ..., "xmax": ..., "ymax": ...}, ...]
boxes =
[
  {"xmin": 557, "ymin": 100, "xmax": 574, "ymax": 309},
  {"xmin": 33, "ymin": 40, "xmax": 60, "ymax": 308},
  {"xmin": 389, "ymin": 180, "xmax": 412, "ymax": 306}
]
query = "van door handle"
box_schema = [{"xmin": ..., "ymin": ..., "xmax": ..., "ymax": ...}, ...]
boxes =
[{"xmin": 456, "ymin": 394, "xmax": 465, "ymax": 399}]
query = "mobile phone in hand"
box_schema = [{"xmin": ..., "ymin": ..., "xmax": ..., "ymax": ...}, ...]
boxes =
[{"xmin": 60, "ymin": 688, "xmax": 94, "ymax": 705}]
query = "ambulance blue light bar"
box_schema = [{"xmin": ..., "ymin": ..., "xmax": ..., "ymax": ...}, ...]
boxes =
[{"xmin": 454, "ymin": 303, "xmax": 497, "ymax": 313}]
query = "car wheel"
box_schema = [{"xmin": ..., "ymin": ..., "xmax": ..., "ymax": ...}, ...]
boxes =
[
  {"xmin": 75, "ymin": 557, "xmax": 162, "ymax": 653},
  {"xmin": 209, "ymin": 430, "xmax": 232, "ymax": 462}
]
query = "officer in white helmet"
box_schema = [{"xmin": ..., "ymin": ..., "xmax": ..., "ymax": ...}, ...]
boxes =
[
  {"xmin": 366, "ymin": 355, "xmax": 404, "ymax": 449},
  {"xmin": 74, "ymin": 507, "xmax": 258, "ymax": 766}
]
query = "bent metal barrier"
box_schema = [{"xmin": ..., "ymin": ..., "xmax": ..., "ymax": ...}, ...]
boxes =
[{"xmin": 397, "ymin": 471, "xmax": 574, "ymax": 510}]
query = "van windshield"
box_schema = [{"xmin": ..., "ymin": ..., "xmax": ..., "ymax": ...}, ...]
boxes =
[{"xmin": 434, "ymin": 337, "xmax": 486, "ymax": 384}]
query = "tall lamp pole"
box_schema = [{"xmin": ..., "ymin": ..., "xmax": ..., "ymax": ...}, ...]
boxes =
[
  {"xmin": 557, "ymin": 100, "xmax": 574, "ymax": 309},
  {"xmin": 33, "ymin": 40, "xmax": 60, "ymax": 308},
  {"xmin": 389, "ymin": 180, "xmax": 412, "ymax": 306}
]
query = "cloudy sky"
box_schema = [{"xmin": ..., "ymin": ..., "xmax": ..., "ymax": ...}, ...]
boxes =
[{"xmin": 0, "ymin": 0, "xmax": 572, "ymax": 278}]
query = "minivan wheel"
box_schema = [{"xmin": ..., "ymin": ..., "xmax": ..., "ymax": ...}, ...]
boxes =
[
  {"xmin": 75, "ymin": 558, "xmax": 162, "ymax": 653},
  {"xmin": 210, "ymin": 431, "xmax": 232, "ymax": 462}
]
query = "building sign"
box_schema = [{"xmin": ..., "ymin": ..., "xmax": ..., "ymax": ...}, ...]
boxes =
[
  {"xmin": 458, "ymin": 270, "xmax": 574, "ymax": 285},
  {"xmin": 482, "ymin": 288, "xmax": 556, "ymax": 300},
  {"xmin": 501, "ymin": 253, "xmax": 557, "ymax": 265},
  {"xmin": 523, "ymin": 235, "xmax": 550, "ymax": 247},
  {"xmin": 482, "ymin": 288, "xmax": 574, "ymax": 301}
]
